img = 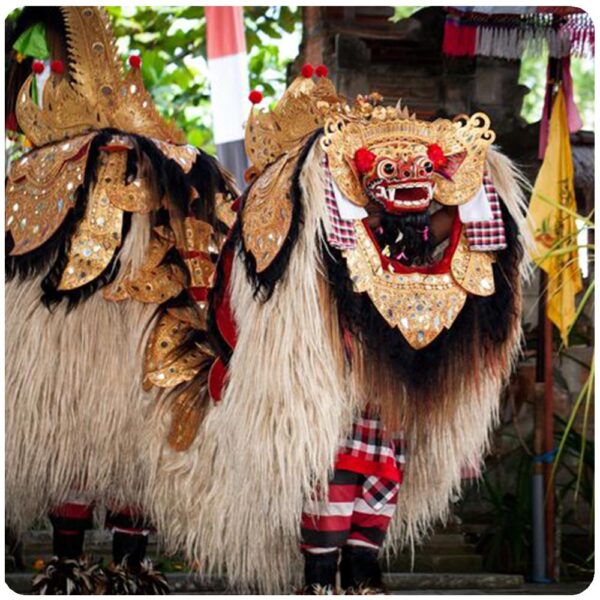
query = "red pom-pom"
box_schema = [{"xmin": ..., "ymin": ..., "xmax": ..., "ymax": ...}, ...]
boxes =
[
  {"xmin": 300, "ymin": 63, "xmax": 314, "ymax": 78},
  {"xmin": 31, "ymin": 61, "xmax": 45, "ymax": 74},
  {"xmin": 427, "ymin": 143, "xmax": 447, "ymax": 169},
  {"xmin": 354, "ymin": 147, "xmax": 377, "ymax": 175},
  {"xmin": 50, "ymin": 60, "xmax": 64, "ymax": 74},
  {"xmin": 248, "ymin": 90, "xmax": 263, "ymax": 105},
  {"xmin": 315, "ymin": 64, "xmax": 328, "ymax": 78},
  {"xmin": 129, "ymin": 55, "xmax": 142, "ymax": 69},
  {"xmin": 231, "ymin": 198, "xmax": 241, "ymax": 212}
]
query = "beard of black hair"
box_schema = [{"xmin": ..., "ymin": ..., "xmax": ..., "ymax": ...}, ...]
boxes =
[{"xmin": 373, "ymin": 211, "xmax": 436, "ymax": 267}]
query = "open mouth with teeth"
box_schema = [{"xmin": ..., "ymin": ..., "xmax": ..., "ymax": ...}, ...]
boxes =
[{"xmin": 366, "ymin": 179, "xmax": 434, "ymax": 214}]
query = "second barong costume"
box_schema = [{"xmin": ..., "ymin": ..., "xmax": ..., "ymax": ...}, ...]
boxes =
[{"xmin": 5, "ymin": 7, "xmax": 237, "ymax": 593}]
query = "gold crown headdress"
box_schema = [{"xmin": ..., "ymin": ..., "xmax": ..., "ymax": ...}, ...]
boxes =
[
  {"xmin": 15, "ymin": 7, "xmax": 185, "ymax": 147},
  {"xmin": 244, "ymin": 63, "xmax": 342, "ymax": 181}
]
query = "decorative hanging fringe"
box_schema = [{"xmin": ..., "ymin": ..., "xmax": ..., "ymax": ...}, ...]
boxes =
[{"xmin": 443, "ymin": 9, "xmax": 594, "ymax": 60}]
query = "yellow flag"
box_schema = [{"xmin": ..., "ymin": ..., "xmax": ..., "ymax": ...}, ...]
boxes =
[{"xmin": 528, "ymin": 86, "xmax": 582, "ymax": 346}]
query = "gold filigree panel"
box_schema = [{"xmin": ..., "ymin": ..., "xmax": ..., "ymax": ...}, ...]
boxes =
[
  {"xmin": 451, "ymin": 235, "xmax": 496, "ymax": 296},
  {"xmin": 343, "ymin": 222, "xmax": 496, "ymax": 349},
  {"xmin": 58, "ymin": 151, "xmax": 125, "ymax": 290},
  {"xmin": 245, "ymin": 75, "xmax": 340, "ymax": 177},
  {"xmin": 6, "ymin": 134, "xmax": 95, "ymax": 255},
  {"xmin": 242, "ymin": 147, "xmax": 301, "ymax": 272},
  {"xmin": 143, "ymin": 312, "xmax": 212, "ymax": 389}
]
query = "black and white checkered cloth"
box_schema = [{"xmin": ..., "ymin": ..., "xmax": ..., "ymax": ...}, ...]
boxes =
[{"xmin": 464, "ymin": 174, "xmax": 507, "ymax": 251}]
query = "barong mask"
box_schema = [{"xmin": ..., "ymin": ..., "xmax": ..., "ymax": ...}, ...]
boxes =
[{"xmin": 242, "ymin": 72, "xmax": 499, "ymax": 348}]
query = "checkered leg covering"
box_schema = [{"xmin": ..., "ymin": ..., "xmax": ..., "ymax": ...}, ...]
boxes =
[
  {"xmin": 301, "ymin": 412, "xmax": 404, "ymax": 554},
  {"xmin": 464, "ymin": 174, "xmax": 507, "ymax": 251}
]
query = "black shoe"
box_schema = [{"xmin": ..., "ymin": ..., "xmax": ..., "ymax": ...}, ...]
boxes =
[
  {"xmin": 112, "ymin": 531, "xmax": 148, "ymax": 570},
  {"xmin": 303, "ymin": 550, "xmax": 339, "ymax": 593},
  {"xmin": 340, "ymin": 546, "xmax": 384, "ymax": 592}
]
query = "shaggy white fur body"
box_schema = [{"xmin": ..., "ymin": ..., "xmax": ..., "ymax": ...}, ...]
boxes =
[
  {"xmin": 146, "ymin": 145, "xmax": 526, "ymax": 592},
  {"xmin": 5, "ymin": 215, "xmax": 158, "ymax": 533}
]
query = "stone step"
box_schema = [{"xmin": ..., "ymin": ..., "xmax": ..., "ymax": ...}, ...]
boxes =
[
  {"xmin": 387, "ymin": 553, "xmax": 483, "ymax": 574},
  {"xmin": 5, "ymin": 571, "xmax": 526, "ymax": 594}
]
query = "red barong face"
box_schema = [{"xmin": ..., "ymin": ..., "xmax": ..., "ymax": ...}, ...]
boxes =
[{"xmin": 354, "ymin": 143, "xmax": 467, "ymax": 215}]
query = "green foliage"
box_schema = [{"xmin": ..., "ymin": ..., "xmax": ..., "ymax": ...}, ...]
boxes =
[
  {"xmin": 519, "ymin": 50, "xmax": 595, "ymax": 130},
  {"xmin": 391, "ymin": 7, "xmax": 422, "ymax": 22},
  {"xmin": 104, "ymin": 6, "xmax": 301, "ymax": 150}
]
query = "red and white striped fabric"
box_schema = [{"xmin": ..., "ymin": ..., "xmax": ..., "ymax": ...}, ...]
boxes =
[
  {"xmin": 205, "ymin": 6, "xmax": 249, "ymax": 185},
  {"xmin": 464, "ymin": 174, "xmax": 507, "ymax": 251},
  {"xmin": 323, "ymin": 157, "xmax": 357, "ymax": 250},
  {"xmin": 301, "ymin": 469, "xmax": 399, "ymax": 553}
]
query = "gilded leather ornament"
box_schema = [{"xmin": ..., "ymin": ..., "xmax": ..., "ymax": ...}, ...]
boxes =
[
  {"xmin": 450, "ymin": 234, "xmax": 496, "ymax": 296},
  {"xmin": 15, "ymin": 7, "xmax": 185, "ymax": 147},
  {"xmin": 166, "ymin": 306, "xmax": 207, "ymax": 331},
  {"xmin": 143, "ymin": 312, "xmax": 212, "ymax": 389},
  {"xmin": 242, "ymin": 146, "xmax": 304, "ymax": 272},
  {"xmin": 184, "ymin": 217, "xmax": 219, "ymax": 255},
  {"xmin": 343, "ymin": 221, "xmax": 494, "ymax": 349},
  {"xmin": 215, "ymin": 192, "xmax": 237, "ymax": 229},
  {"xmin": 6, "ymin": 133, "xmax": 95, "ymax": 255},
  {"xmin": 58, "ymin": 151, "xmax": 125, "ymax": 290},
  {"xmin": 167, "ymin": 375, "xmax": 212, "ymax": 452},
  {"xmin": 152, "ymin": 139, "xmax": 199, "ymax": 173},
  {"xmin": 103, "ymin": 227, "xmax": 186, "ymax": 304}
]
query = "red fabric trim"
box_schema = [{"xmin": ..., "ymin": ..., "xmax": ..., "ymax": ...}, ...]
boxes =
[
  {"xmin": 189, "ymin": 287, "xmax": 209, "ymax": 301},
  {"xmin": 208, "ymin": 357, "xmax": 227, "ymax": 403},
  {"xmin": 301, "ymin": 514, "xmax": 351, "ymax": 532},
  {"xmin": 50, "ymin": 502, "xmax": 95, "ymax": 520},
  {"xmin": 442, "ymin": 18, "xmax": 477, "ymax": 57},
  {"xmin": 214, "ymin": 247, "xmax": 237, "ymax": 349},
  {"xmin": 180, "ymin": 250, "xmax": 211, "ymax": 260},
  {"xmin": 362, "ymin": 213, "xmax": 462, "ymax": 275},
  {"xmin": 205, "ymin": 7, "xmax": 247, "ymax": 59},
  {"xmin": 334, "ymin": 454, "xmax": 402, "ymax": 484}
]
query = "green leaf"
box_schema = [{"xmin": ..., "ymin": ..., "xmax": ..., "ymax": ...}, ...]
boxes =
[{"xmin": 13, "ymin": 22, "xmax": 50, "ymax": 59}]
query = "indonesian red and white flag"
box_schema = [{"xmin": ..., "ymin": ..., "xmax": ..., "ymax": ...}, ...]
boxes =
[{"xmin": 205, "ymin": 6, "xmax": 250, "ymax": 186}]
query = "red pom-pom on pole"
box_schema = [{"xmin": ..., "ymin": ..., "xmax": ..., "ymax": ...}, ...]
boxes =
[
  {"xmin": 248, "ymin": 90, "xmax": 263, "ymax": 105},
  {"xmin": 129, "ymin": 55, "xmax": 142, "ymax": 69},
  {"xmin": 354, "ymin": 147, "xmax": 376, "ymax": 174},
  {"xmin": 31, "ymin": 61, "xmax": 45, "ymax": 74},
  {"xmin": 50, "ymin": 60, "xmax": 65, "ymax": 74},
  {"xmin": 300, "ymin": 63, "xmax": 314, "ymax": 78},
  {"xmin": 315, "ymin": 64, "xmax": 328, "ymax": 78}
]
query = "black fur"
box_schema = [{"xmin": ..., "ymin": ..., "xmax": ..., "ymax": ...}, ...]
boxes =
[
  {"xmin": 374, "ymin": 211, "xmax": 436, "ymax": 266},
  {"xmin": 323, "ymin": 200, "xmax": 523, "ymax": 396}
]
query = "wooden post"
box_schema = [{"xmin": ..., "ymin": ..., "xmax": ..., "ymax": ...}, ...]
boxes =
[{"xmin": 543, "ymin": 283, "xmax": 556, "ymax": 581}]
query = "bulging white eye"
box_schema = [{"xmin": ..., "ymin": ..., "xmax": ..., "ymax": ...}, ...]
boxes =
[
  {"xmin": 415, "ymin": 156, "xmax": 434, "ymax": 176},
  {"xmin": 377, "ymin": 159, "xmax": 397, "ymax": 179}
]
